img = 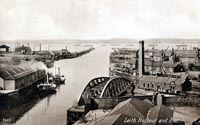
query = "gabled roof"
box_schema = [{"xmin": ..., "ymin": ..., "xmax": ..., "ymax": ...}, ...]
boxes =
[
  {"xmin": 0, "ymin": 65, "xmax": 39, "ymax": 80},
  {"xmin": 143, "ymin": 99, "xmax": 155, "ymax": 107},
  {"xmin": 108, "ymin": 98, "xmax": 154, "ymax": 118},
  {"xmin": 92, "ymin": 98, "xmax": 174, "ymax": 125},
  {"xmin": 139, "ymin": 75, "xmax": 184, "ymax": 85},
  {"xmin": 0, "ymin": 70, "xmax": 15, "ymax": 80},
  {"xmin": 147, "ymin": 104, "xmax": 173, "ymax": 125},
  {"xmin": 139, "ymin": 75, "xmax": 159, "ymax": 83},
  {"xmin": 155, "ymin": 77, "xmax": 170, "ymax": 84},
  {"xmin": 0, "ymin": 44, "xmax": 10, "ymax": 48}
]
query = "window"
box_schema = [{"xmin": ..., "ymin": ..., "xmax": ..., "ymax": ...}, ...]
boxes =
[
  {"xmin": 143, "ymin": 83, "xmax": 145, "ymax": 88},
  {"xmin": 152, "ymin": 84, "xmax": 154, "ymax": 88}
]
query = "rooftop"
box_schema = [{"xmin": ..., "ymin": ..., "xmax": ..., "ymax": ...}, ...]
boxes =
[
  {"xmin": 108, "ymin": 98, "xmax": 154, "ymax": 118},
  {"xmin": 0, "ymin": 44, "xmax": 10, "ymax": 48},
  {"xmin": 88, "ymin": 98, "xmax": 173, "ymax": 125},
  {"xmin": 0, "ymin": 65, "xmax": 40, "ymax": 80},
  {"xmin": 139, "ymin": 75, "xmax": 185, "ymax": 85}
]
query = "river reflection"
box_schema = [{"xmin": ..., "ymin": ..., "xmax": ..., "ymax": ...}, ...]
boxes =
[
  {"xmin": 0, "ymin": 99, "xmax": 38, "ymax": 124},
  {"xmin": 0, "ymin": 44, "xmax": 200, "ymax": 125}
]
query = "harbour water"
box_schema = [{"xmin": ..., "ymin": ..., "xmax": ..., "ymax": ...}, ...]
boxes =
[{"xmin": 0, "ymin": 43, "xmax": 200, "ymax": 125}]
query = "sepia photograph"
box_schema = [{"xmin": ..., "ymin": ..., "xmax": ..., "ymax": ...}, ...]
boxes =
[{"xmin": 0, "ymin": 0, "xmax": 200, "ymax": 125}]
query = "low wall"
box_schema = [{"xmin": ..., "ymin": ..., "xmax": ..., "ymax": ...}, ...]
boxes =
[{"xmin": 164, "ymin": 95, "xmax": 200, "ymax": 107}]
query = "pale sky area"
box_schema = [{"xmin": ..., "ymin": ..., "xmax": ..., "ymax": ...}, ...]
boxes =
[{"xmin": 1, "ymin": 0, "xmax": 200, "ymax": 40}]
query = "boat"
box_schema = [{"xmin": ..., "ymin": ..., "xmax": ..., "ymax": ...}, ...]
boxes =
[
  {"xmin": 37, "ymin": 83, "xmax": 56, "ymax": 92},
  {"xmin": 37, "ymin": 74, "xmax": 57, "ymax": 96},
  {"xmin": 54, "ymin": 67, "xmax": 65, "ymax": 85},
  {"xmin": 54, "ymin": 75, "xmax": 65, "ymax": 84}
]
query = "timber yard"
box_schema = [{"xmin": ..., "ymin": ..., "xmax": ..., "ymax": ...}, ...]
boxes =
[{"xmin": 0, "ymin": 40, "xmax": 200, "ymax": 125}]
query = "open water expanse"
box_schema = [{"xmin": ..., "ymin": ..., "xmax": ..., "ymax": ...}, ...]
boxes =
[{"xmin": 0, "ymin": 43, "xmax": 200, "ymax": 125}]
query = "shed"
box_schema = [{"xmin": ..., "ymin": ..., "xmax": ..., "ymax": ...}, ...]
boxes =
[{"xmin": 0, "ymin": 44, "xmax": 10, "ymax": 52}]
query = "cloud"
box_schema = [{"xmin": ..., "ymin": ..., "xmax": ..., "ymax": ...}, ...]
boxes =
[{"xmin": 0, "ymin": 0, "xmax": 200, "ymax": 40}]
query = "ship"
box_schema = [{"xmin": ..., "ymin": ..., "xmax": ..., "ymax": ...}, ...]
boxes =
[
  {"xmin": 53, "ymin": 68, "xmax": 65, "ymax": 85},
  {"xmin": 36, "ymin": 73, "xmax": 57, "ymax": 97},
  {"xmin": 52, "ymin": 47, "xmax": 95, "ymax": 60},
  {"xmin": 37, "ymin": 82, "xmax": 57, "ymax": 96},
  {"xmin": 109, "ymin": 48, "xmax": 138, "ymax": 80}
]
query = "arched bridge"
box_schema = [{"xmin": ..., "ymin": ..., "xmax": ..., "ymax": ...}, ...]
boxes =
[{"xmin": 78, "ymin": 77, "xmax": 133, "ymax": 105}]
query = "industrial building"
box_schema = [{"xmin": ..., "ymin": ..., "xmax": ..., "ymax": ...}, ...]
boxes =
[
  {"xmin": 138, "ymin": 75, "xmax": 187, "ymax": 94},
  {"xmin": 0, "ymin": 65, "xmax": 45, "ymax": 90}
]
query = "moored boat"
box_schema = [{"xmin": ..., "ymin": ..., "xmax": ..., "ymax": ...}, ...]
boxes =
[
  {"xmin": 36, "ymin": 74, "xmax": 57, "ymax": 97},
  {"xmin": 54, "ymin": 67, "xmax": 65, "ymax": 85},
  {"xmin": 36, "ymin": 82, "xmax": 57, "ymax": 97}
]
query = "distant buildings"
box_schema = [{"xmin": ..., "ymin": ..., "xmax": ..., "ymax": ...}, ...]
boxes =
[
  {"xmin": 138, "ymin": 75, "xmax": 192, "ymax": 94},
  {"xmin": 15, "ymin": 45, "xmax": 32, "ymax": 54},
  {"xmin": 109, "ymin": 43, "xmax": 200, "ymax": 78},
  {"xmin": 144, "ymin": 58, "xmax": 185, "ymax": 75}
]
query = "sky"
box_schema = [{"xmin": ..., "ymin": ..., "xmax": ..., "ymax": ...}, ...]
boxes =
[{"xmin": 1, "ymin": 0, "xmax": 200, "ymax": 40}]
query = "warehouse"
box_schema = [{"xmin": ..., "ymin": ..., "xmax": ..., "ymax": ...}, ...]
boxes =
[{"xmin": 0, "ymin": 65, "xmax": 45, "ymax": 90}]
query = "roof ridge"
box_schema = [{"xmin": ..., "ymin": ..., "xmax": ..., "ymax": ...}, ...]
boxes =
[
  {"xmin": 112, "ymin": 114, "xmax": 123, "ymax": 125},
  {"xmin": 130, "ymin": 99, "xmax": 146, "ymax": 118}
]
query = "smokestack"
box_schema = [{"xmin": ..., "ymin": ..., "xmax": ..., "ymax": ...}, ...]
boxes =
[{"xmin": 139, "ymin": 41, "xmax": 145, "ymax": 77}]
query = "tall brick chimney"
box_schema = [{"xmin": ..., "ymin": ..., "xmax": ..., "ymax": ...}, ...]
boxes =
[{"xmin": 139, "ymin": 41, "xmax": 145, "ymax": 77}]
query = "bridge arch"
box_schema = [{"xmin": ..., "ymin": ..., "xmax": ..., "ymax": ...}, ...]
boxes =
[
  {"xmin": 78, "ymin": 77, "xmax": 110, "ymax": 105},
  {"xmin": 100, "ymin": 77, "xmax": 133, "ymax": 98},
  {"xmin": 78, "ymin": 77, "xmax": 134, "ymax": 105}
]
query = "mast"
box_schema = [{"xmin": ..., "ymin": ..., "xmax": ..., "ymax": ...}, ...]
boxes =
[
  {"xmin": 58, "ymin": 67, "xmax": 60, "ymax": 76},
  {"xmin": 46, "ymin": 73, "xmax": 49, "ymax": 83}
]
